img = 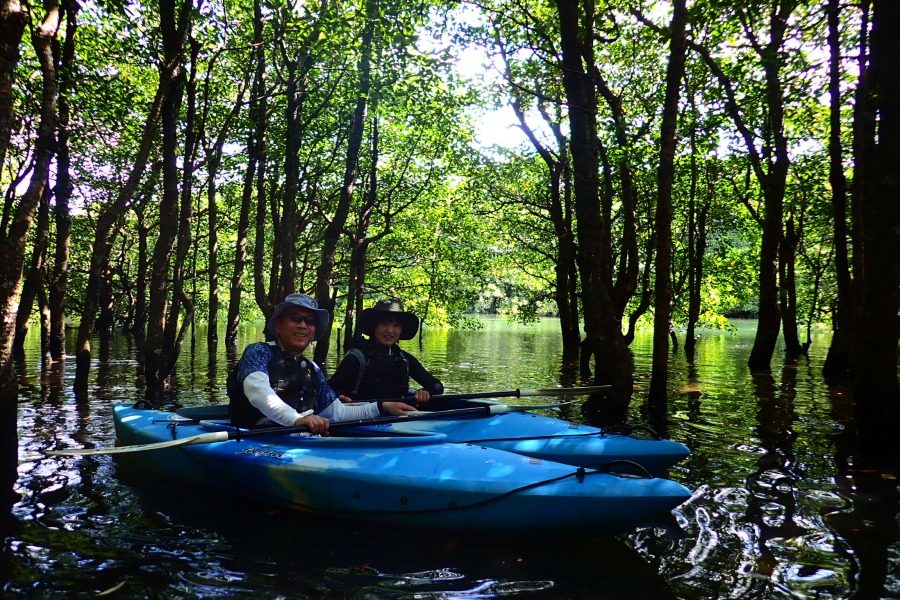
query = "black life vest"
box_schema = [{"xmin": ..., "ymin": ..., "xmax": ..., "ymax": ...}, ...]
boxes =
[
  {"xmin": 346, "ymin": 340, "xmax": 410, "ymax": 400},
  {"xmin": 227, "ymin": 344, "xmax": 318, "ymax": 428}
]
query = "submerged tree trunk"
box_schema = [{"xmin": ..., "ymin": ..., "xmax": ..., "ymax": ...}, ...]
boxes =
[
  {"xmin": 749, "ymin": 198, "xmax": 784, "ymax": 371},
  {"xmin": 824, "ymin": 0, "xmax": 867, "ymax": 381},
  {"xmin": 780, "ymin": 216, "xmax": 803, "ymax": 355},
  {"xmin": 556, "ymin": 0, "xmax": 632, "ymax": 416},
  {"xmin": 314, "ymin": 0, "xmax": 377, "ymax": 364},
  {"xmin": 685, "ymin": 122, "xmax": 710, "ymax": 357},
  {"xmin": 74, "ymin": 66, "xmax": 174, "ymax": 396},
  {"xmin": 687, "ymin": 2, "xmax": 795, "ymax": 372},
  {"xmin": 47, "ymin": 0, "xmax": 77, "ymax": 362},
  {"xmin": 649, "ymin": 0, "xmax": 688, "ymax": 403},
  {"xmin": 745, "ymin": 3, "xmax": 794, "ymax": 371},
  {"xmin": 0, "ymin": 0, "xmax": 58, "ymax": 515},
  {"xmin": 343, "ymin": 117, "xmax": 381, "ymax": 348},
  {"xmin": 851, "ymin": 0, "xmax": 900, "ymax": 463},
  {"xmin": 143, "ymin": 0, "xmax": 190, "ymax": 402},
  {"xmin": 228, "ymin": 0, "xmax": 266, "ymax": 347},
  {"xmin": 3, "ymin": 0, "xmax": 60, "ymax": 367},
  {"xmin": 204, "ymin": 56, "xmax": 247, "ymax": 346},
  {"xmin": 13, "ymin": 191, "xmax": 50, "ymax": 357},
  {"xmin": 499, "ymin": 43, "xmax": 581, "ymax": 355}
]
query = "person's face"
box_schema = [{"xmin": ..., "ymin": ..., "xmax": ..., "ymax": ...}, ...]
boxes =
[
  {"xmin": 373, "ymin": 317, "xmax": 402, "ymax": 347},
  {"xmin": 275, "ymin": 308, "xmax": 317, "ymax": 354}
]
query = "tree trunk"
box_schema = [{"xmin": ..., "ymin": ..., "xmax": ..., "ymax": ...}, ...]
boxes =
[
  {"xmin": 824, "ymin": 0, "xmax": 867, "ymax": 381},
  {"xmin": 649, "ymin": 0, "xmax": 688, "ymax": 403},
  {"xmin": 13, "ymin": 188, "xmax": 51, "ymax": 357},
  {"xmin": 343, "ymin": 239, "xmax": 368, "ymax": 346},
  {"xmin": 625, "ymin": 238, "xmax": 653, "ymax": 346},
  {"xmin": 556, "ymin": 0, "xmax": 632, "ymax": 414},
  {"xmin": 227, "ymin": 0, "xmax": 266, "ymax": 347},
  {"xmin": 203, "ymin": 57, "xmax": 247, "ymax": 346},
  {"xmin": 343, "ymin": 118, "xmax": 380, "ymax": 347},
  {"xmin": 560, "ymin": 156, "xmax": 581, "ymax": 355},
  {"xmin": 161, "ymin": 35, "xmax": 200, "ymax": 383},
  {"xmin": 258, "ymin": 7, "xmax": 325, "ymax": 330},
  {"xmin": 687, "ymin": 3, "xmax": 795, "ymax": 372},
  {"xmin": 746, "ymin": 3, "xmax": 794, "ymax": 371},
  {"xmin": 314, "ymin": 0, "xmax": 377, "ymax": 364},
  {"xmin": 74, "ymin": 67, "xmax": 174, "ymax": 396},
  {"xmin": 748, "ymin": 196, "xmax": 784, "ymax": 371},
  {"xmin": 852, "ymin": 0, "xmax": 900, "ymax": 463},
  {"xmin": 1, "ymin": 0, "xmax": 60, "ymax": 368},
  {"xmin": 226, "ymin": 138, "xmax": 254, "ymax": 346},
  {"xmin": 206, "ymin": 157, "xmax": 220, "ymax": 342},
  {"xmin": 0, "ymin": 0, "xmax": 58, "ymax": 514},
  {"xmin": 130, "ymin": 201, "xmax": 151, "ymax": 336},
  {"xmin": 143, "ymin": 0, "xmax": 190, "ymax": 402},
  {"xmin": 251, "ymin": 138, "xmax": 273, "ymax": 328},
  {"xmin": 0, "ymin": 0, "xmax": 27, "ymax": 171},
  {"xmin": 277, "ymin": 62, "xmax": 302, "ymax": 302},
  {"xmin": 593, "ymin": 77, "xmax": 638, "ymax": 319},
  {"xmin": 780, "ymin": 216, "xmax": 803, "ymax": 355},
  {"xmin": 47, "ymin": 0, "xmax": 77, "ymax": 362},
  {"xmin": 501, "ymin": 52, "xmax": 581, "ymax": 354},
  {"xmin": 692, "ymin": 203, "xmax": 708, "ymax": 346},
  {"xmin": 685, "ymin": 122, "xmax": 702, "ymax": 357},
  {"xmin": 544, "ymin": 132, "xmax": 579, "ymax": 355}
]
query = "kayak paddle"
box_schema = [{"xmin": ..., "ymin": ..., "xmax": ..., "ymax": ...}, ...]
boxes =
[
  {"xmin": 355, "ymin": 385, "xmax": 612, "ymax": 404},
  {"xmin": 47, "ymin": 401, "xmax": 578, "ymax": 457}
]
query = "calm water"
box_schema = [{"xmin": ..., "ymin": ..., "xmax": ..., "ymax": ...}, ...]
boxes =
[{"xmin": 6, "ymin": 316, "xmax": 900, "ymax": 598}]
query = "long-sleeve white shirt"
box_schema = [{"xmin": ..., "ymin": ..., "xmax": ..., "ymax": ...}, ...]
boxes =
[{"xmin": 237, "ymin": 341, "xmax": 381, "ymax": 427}]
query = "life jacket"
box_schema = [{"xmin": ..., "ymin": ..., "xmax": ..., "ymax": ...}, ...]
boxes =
[
  {"xmin": 345, "ymin": 339, "xmax": 410, "ymax": 400},
  {"xmin": 227, "ymin": 344, "xmax": 318, "ymax": 428}
]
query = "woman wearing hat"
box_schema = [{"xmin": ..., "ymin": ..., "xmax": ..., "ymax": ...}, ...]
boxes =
[
  {"xmin": 329, "ymin": 298, "xmax": 444, "ymax": 405},
  {"xmin": 228, "ymin": 293, "xmax": 417, "ymax": 431}
]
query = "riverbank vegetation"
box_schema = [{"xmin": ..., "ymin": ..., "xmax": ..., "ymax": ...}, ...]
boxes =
[{"xmin": 0, "ymin": 0, "xmax": 897, "ymax": 464}]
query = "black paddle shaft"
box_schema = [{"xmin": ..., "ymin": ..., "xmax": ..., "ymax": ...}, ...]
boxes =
[
  {"xmin": 231, "ymin": 404, "xmax": 494, "ymax": 440},
  {"xmin": 354, "ymin": 385, "xmax": 610, "ymax": 405}
]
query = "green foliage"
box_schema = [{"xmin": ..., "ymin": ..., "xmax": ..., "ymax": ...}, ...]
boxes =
[{"xmin": 5, "ymin": 0, "xmax": 859, "ymax": 352}]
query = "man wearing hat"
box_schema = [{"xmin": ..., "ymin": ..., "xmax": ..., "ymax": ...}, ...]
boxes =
[
  {"xmin": 329, "ymin": 298, "xmax": 444, "ymax": 405},
  {"xmin": 228, "ymin": 293, "xmax": 417, "ymax": 430}
]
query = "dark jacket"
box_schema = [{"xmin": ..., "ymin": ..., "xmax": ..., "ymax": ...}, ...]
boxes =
[
  {"xmin": 227, "ymin": 342, "xmax": 317, "ymax": 428},
  {"xmin": 328, "ymin": 338, "xmax": 443, "ymax": 401}
]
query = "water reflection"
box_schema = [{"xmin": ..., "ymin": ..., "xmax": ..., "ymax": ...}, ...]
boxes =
[{"xmin": 4, "ymin": 317, "xmax": 900, "ymax": 597}]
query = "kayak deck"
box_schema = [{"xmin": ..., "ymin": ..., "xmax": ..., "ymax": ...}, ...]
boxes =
[{"xmin": 170, "ymin": 402, "xmax": 691, "ymax": 473}]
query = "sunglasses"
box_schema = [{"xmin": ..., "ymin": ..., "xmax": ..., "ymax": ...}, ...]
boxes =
[{"xmin": 283, "ymin": 313, "xmax": 317, "ymax": 326}]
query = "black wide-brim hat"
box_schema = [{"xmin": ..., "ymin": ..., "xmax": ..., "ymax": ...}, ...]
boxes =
[{"xmin": 358, "ymin": 298, "xmax": 420, "ymax": 340}]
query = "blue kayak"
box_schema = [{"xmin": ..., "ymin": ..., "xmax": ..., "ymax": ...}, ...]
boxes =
[
  {"xmin": 111, "ymin": 405, "xmax": 691, "ymax": 535},
  {"xmin": 174, "ymin": 401, "xmax": 691, "ymax": 474},
  {"xmin": 363, "ymin": 403, "xmax": 690, "ymax": 473}
]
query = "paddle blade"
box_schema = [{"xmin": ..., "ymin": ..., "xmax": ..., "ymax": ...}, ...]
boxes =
[{"xmin": 48, "ymin": 431, "xmax": 231, "ymax": 456}]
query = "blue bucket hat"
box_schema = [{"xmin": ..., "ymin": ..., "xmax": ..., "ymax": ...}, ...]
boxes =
[{"xmin": 267, "ymin": 293, "xmax": 330, "ymax": 340}]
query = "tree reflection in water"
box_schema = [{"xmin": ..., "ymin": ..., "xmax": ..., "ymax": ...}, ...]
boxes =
[{"xmin": 3, "ymin": 317, "xmax": 898, "ymax": 598}]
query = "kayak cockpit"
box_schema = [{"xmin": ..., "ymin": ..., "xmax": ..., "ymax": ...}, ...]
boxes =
[{"xmin": 163, "ymin": 405, "xmax": 447, "ymax": 442}]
